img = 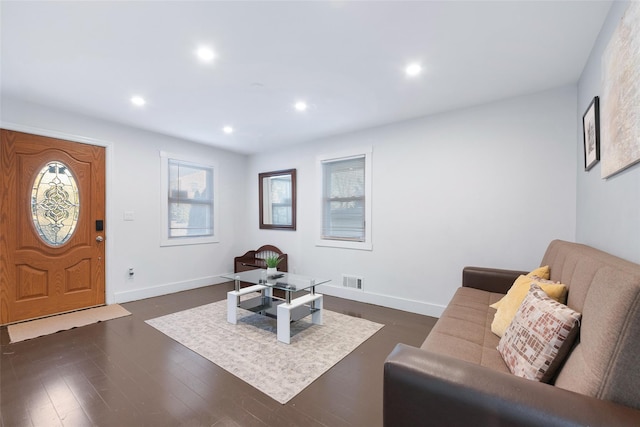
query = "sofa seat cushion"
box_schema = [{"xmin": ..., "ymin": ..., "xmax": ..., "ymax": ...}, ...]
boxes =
[{"xmin": 422, "ymin": 286, "xmax": 510, "ymax": 374}]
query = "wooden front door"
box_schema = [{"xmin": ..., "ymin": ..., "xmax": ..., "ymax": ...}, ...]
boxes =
[{"xmin": 0, "ymin": 130, "xmax": 106, "ymax": 324}]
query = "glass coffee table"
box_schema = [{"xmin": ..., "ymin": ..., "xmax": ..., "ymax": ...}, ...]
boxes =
[{"xmin": 222, "ymin": 270, "xmax": 330, "ymax": 344}]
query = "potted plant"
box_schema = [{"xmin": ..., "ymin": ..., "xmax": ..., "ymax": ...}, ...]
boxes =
[{"xmin": 264, "ymin": 255, "xmax": 282, "ymax": 275}]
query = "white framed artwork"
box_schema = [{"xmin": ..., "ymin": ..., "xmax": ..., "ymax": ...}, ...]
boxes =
[{"xmin": 601, "ymin": 2, "xmax": 640, "ymax": 179}]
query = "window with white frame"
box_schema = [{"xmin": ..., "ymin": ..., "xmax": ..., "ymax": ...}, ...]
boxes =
[
  {"xmin": 160, "ymin": 152, "xmax": 218, "ymax": 246},
  {"xmin": 317, "ymin": 148, "xmax": 372, "ymax": 250}
]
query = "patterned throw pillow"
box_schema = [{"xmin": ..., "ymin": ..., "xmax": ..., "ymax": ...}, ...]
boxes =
[{"xmin": 497, "ymin": 283, "xmax": 581, "ymax": 383}]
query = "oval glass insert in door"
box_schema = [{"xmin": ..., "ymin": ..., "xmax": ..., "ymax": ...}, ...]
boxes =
[{"xmin": 31, "ymin": 161, "xmax": 80, "ymax": 246}]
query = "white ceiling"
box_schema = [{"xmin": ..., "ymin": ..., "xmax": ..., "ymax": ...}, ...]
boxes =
[{"xmin": 1, "ymin": 1, "xmax": 612, "ymax": 154}]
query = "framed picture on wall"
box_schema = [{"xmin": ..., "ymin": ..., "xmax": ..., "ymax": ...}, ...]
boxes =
[
  {"xmin": 582, "ymin": 96, "xmax": 600, "ymax": 171},
  {"xmin": 600, "ymin": 1, "xmax": 640, "ymax": 178}
]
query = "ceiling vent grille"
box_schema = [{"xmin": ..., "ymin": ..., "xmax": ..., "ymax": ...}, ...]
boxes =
[{"xmin": 342, "ymin": 274, "xmax": 363, "ymax": 290}]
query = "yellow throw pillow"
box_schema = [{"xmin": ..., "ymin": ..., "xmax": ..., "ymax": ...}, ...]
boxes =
[
  {"xmin": 490, "ymin": 265, "xmax": 550, "ymax": 309},
  {"xmin": 490, "ymin": 275, "xmax": 568, "ymax": 337},
  {"xmin": 528, "ymin": 265, "xmax": 550, "ymax": 280}
]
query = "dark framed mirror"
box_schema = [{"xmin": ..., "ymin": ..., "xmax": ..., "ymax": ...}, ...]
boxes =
[{"xmin": 259, "ymin": 169, "xmax": 296, "ymax": 230}]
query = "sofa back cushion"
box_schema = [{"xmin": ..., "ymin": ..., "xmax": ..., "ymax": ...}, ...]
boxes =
[{"xmin": 540, "ymin": 240, "xmax": 640, "ymax": 410}]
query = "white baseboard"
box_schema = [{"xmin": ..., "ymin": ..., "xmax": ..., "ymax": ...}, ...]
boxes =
[
  {"xmin": 112, "ymin": 275, "xmax": 445, "ymax": 318},
  {"xmin": 317, "ymin": 284, "xmax": 445, "ymax": 318},
  {"xmin": 113, "ymin": 275, "xmax": 228, "ymax": 304}
]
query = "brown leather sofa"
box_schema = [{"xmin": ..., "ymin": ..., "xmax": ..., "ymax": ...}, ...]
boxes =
[{"xmin": 384, "ymin": 240, "xmax": 640, "ymax": 426}]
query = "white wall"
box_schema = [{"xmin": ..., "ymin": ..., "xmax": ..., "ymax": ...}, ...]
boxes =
[
  {"xmin": 1, "ymin": 96, "xmax": 248, "ymax": 304},
  {"xmin": 576, "ymin": 0, "xmax": 640, "ymax": 263},
  {"xmin": 246, "ymin": 86, "xmax": 578, "ymax": 316},
  {"xmin": 1, "ymin": 86, "xmax": 583, "ymax": 317}
]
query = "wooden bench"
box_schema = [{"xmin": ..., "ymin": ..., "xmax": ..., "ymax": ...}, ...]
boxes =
[{"xmin": 234, "ymin": 245, "xmax": 288, "ymax": 273}]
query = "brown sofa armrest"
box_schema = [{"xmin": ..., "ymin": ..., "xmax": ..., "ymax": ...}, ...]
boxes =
[
  {"xmin": 384, "ymin": 344, "xmax": 640, "ymax": 427},
  {"xmin": 462, "ymin": 266, "xmax": 527, "ymax": 294}
]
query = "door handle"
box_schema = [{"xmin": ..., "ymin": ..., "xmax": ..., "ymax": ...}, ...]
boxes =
[{"xmin": 96, "ymin": 236, "xmax": 104, "ymax": 242}]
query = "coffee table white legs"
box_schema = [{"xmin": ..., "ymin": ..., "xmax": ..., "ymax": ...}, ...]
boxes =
[
  {"xmin": 226, "ymin": 284, "xmax": 323, "ymax": 344},
  {"xmin": 227, "ymin": 284, "xmax": 268, "ymax": 324},
  {"xmin": 277, "ymin": 293, "xmax": 323, "ymax": 344}
]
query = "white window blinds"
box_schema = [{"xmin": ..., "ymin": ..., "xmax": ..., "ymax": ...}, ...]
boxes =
[
  {"xmin": 168, "ymin": 159, "xmax": 214, "ymax": 238},
  {"xmin": 321, "ymin": 155, "xmax": 366, "ymax": 242}
]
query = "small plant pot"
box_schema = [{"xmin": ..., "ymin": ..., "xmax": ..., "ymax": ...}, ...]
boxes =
[{"xmin": 266, "ymin": 267, "xmax": 277, "ymax": 275}]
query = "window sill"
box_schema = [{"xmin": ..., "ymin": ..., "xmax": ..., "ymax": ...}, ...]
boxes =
[
  {"xmin": 315, "ymin": 239, "xmax": 372, "ymax": 251},
  {"xmin": 160, "ymin": 236, "xmax": 219, "ymax": 247}
]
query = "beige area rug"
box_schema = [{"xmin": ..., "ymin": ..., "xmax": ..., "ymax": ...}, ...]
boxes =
[
  {"xmin": 8, "ymin": 304, "xmax": 131, "ymax": 343},
  {"xmin": 146, "ymin": 298, "xmax": 384, "ymax": 404}
]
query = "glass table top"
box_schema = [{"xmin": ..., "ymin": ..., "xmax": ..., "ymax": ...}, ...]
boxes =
[{"xmin": 222, "ymin": 269, "xmax": 329, "ymax": 292}]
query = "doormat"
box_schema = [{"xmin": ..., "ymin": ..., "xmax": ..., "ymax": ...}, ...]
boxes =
[{"xmin": 7, "ymin": 304, "xmax": 131, "ymax": 343}]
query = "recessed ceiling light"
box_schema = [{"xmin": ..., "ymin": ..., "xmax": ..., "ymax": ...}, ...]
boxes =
[
  {"xmin": 294, "ymin": 101, "xmax": 307, "ymax": 112},
  {"xmin": 405, "ymin": 63, "xmax": 422, "ymax": 77},
  {"xmin": 223, "ymin": 126, "xmax": 233, "ymax": 134},
  {"xmin": 196, "ymin": 46, "xmax": 215, "ymax": 62},
  {"xmin": 131, "ymin": 96, "xmax": 146, "ymax": 106}
]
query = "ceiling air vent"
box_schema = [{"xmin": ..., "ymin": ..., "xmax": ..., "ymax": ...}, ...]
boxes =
[{"xmin": 342, "ymin": 274, "xmax": 363, "ymax": 290}]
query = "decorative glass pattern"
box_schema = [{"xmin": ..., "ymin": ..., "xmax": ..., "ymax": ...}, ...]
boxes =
[{"xmin": 31, "ymin": 161, "xmax": 80, "ymax": 246}]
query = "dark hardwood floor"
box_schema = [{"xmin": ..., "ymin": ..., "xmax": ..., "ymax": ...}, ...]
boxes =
[{"xmin": 0, "ymin": 283, "xmax": 437, "ymax": 427}]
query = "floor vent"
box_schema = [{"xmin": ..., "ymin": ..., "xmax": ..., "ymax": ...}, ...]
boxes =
[{"xmin": 342, "ymin": 274, "xmax": 363, "ymax": 290}]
